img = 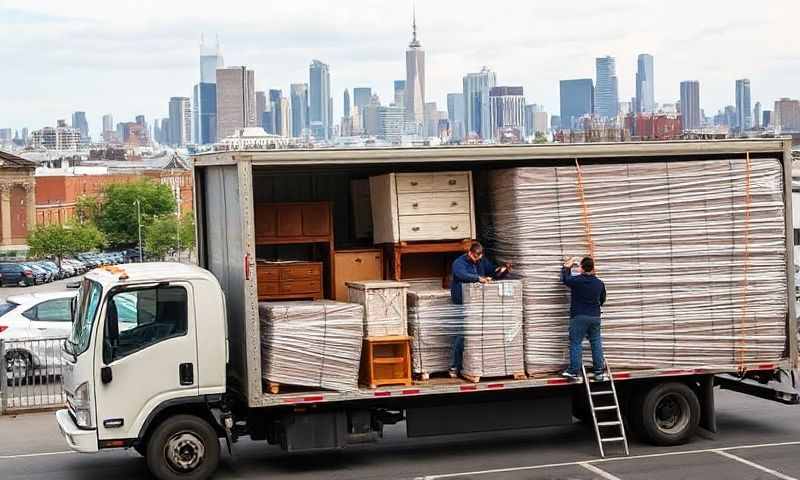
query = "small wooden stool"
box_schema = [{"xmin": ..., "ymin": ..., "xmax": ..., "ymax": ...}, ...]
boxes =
[{"xmin": 360, "ymin": 336, "xmax": 412, "ymax": 389}]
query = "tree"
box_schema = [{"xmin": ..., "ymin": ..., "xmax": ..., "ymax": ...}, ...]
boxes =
[
  {"xmin": 98, "ymin": 180, "xmax": 177, "ymax": 247},
  {"xmin": 75, "ymin": 195, "xmax": 100, "ymax": 225},
  {"xmin": 144, "ymin": 212, "xmax": 196, "ymax": 260},
  {"xmin": 27, "ymin": 223, "xmax": 105, "ymax": 266}
]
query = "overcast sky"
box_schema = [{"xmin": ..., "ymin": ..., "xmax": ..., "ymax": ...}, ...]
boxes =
[{"xmin": 1, "ymin": 0, "xmax": 798, "ymax": 137}]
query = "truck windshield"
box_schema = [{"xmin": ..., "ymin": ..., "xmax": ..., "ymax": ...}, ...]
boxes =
[{"xmin": 66, "ymin": 279, "xmax": 103, "ymax": 356}]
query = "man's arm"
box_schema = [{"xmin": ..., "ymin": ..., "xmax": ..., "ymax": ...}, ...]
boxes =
[
  {"xmin": 560, "ymin": 266, "xmax": 578, "ymax": 286},
  {"xmin": 452, "ymin": 257, "xmax": 480, "ymax": 282},
  {"xmin": 600, "ymin": 282, "xmax": 607, "ymax": 306}
]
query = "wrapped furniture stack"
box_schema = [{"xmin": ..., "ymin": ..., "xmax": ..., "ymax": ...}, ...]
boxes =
[
  {"xmin": 259, "ymin": 301, "xmax": 364, "ymax": 392},
  {"xmin": 487, "ymin": 159, "xmax": 788, "ymax": 374},
  {"xmin": 407, "ymin": 288, "xmax": 461, "ymax": 379}
]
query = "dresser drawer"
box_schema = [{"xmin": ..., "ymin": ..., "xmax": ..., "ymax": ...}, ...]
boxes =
[
  {"xmin": 398, "ymin": 214, "xmax": 472, "ymax": 241},
  {"xmin": 432, "ymin": 172, "xmax": 471, "ymax": 192},
  {"xmin": 397, "ymin": 192, "xmax": 471, "ymax": 215},
  {"xmin": 279, "ymin": 279, "xmax": 322, "ymax": 295},
  {"xmin": 257, "ymin": 265, "xmax": 279, "ymax": 282},
  {"xmin": 395, "ymin": 174, "xmax": 434, "ymax": 193},
  {"xmin": 279, "ymin": 264, "xmax": 321, "ymax": 281},
  {"xmin": 258, "ymin": 281, "xmax": 279, "ymax": 297}
]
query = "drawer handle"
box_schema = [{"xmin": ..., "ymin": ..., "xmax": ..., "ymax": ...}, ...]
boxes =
[
  {"xmin": 412, "ymin": 202, "xmax": 419, "ymax": 208},
  {"xmin": 450, "ymin": 201, "xmax": 458, "ymax": 207},
  {"xmin": 450, "ymin": 225, "xmax": 459, "ymax": 231},
  {"xmin": 412, "ymin": 226, "xmax": 421, "ymax": 232},
  {"xmin": 354, "ymin": 257, "xmax": 362, "ymax": 263},
  {"xmin": 448, "ymin": 179, "xmax": 457, "ymax": 185},
  {"xmin": 410, "ymin": 181, "xmax": 418, "ymax": 186}
]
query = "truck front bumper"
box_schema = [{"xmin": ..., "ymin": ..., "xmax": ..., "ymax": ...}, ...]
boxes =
[{"xmin": 56, "ymin": 409, "xmax": 98, "ymax": 453}]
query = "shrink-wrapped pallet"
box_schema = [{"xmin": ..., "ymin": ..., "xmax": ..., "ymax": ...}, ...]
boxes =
[
  {"xmin": 487, "ymin": 159, "xmax": 788, "ymax": 374},
  {"xmin": 461, "ymin": 280, "xmax": 525, "ymax": 379},
  {"xmin": 407, "ymin": 288, "xmax": 461, "ymax": 377},
  {"xmin": 259, "ymin": 301, "xmax": 364, "ymax": 392},
  {"xmin": 348, "ymin": 280, "xmax": 410, "ymax": 336}
]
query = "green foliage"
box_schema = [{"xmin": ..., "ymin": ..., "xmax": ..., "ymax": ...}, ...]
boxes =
[
  {"xmin": 75, "ymin": 195, "xmax": 100, "ymax": 224},
  {"xmin": 144, "ymin": 212, "xmax": 196, "ymax": 260},
  {"xmin": 27, "ymin": 223, "xmax": 105, "ymax": 266},
  {"xmin": 534, "ymin": 132, "xmax": 548, "ymax": 144},
  {"xmin": 98, "ymin": 180, "xmax": 177, "ymax": 247}
]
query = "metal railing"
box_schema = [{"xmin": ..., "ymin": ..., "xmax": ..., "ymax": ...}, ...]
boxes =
[{"xmin": 0, "ymin": 337, "xmax": 68, "ymax": 413}]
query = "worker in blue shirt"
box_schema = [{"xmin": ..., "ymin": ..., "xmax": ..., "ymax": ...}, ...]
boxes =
[
  {"xmin": 560, "ymin": 256, "xmax": 608, "ymax": 382},
  {"xmin": 449, "ymin": 241, "xmax": 511, "ymax": 377}
]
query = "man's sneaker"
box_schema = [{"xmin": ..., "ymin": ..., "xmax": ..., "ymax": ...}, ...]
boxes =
[
  {"xmin": 593, "ymin": 372, "xmax": 610, "ymax": 382},
  {"xmin": 561, "ymin": 370, "xmax": 581, "ymax": 381},
  {"xmin": 448, "ymin": 368, "xmax": 458, "ymax": 378}
]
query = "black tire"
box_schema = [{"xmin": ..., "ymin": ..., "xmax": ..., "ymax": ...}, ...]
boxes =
[
  {"xmin": 146, "ymin": 414, "xmax": 220, "ymax": 480},
  {"xmin": 5, "ymin": 350, "xmax": 34, "ymax": 386},
  {"xmin": 630, "ymin": 382, "xmax": 700, "ymax": 446},
  {"xmin": 133, "ymin": 442, "xmax": 147, "ymax": 457}
]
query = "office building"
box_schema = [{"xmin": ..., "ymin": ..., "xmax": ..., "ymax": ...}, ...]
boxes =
[
  {"xmin": 595, "ymin": 56, "xmax": 619, "ymax": 119},
  {"xmin": 559, "ymin": 79, "xmax": 594, "ymax": 129},
  {"xmin": 168, "ymin": 97, "xmax": 192, "ymax": 147},
  {"xmin": 200, "ymin": 34, "xmax": 223, "ymax": 84},
  {"xmin": 353, "ymin": 88, "xmax": 372, "ymax": 109},
  {"xmin": 679, "ymin": 81, "xmax": 701, "ymax": 130},
  {"xmin": 551, "ymin": 115, "xmax": 561, "ymax": 130},
  {"xmin": 463, "ymin": 66, "xmax": 497, "ymax": 139},
  {"xmin": 31, "ymin": 125, "xmax": 81, "ymax": 150},
  {"xmin": 762, "ymin": 110, "xmax": 772, "ymax": 129},
  {"xmin": 280, "ymin": 97, "xmax": 292, "ymax": 137},
  {"xmin": 159, "ymin": 118, "xmax": 170, "ymax": 145},
  {"xmin": 102, "ymin": 114, "xmax": 113, "ymax": 134},
  {"xmin": 255, "ymin": 91, "xmax": 267, "ymax": 128},
  {"xmin": 290, "ymin": 83, "xmax": 309, "ymax": 137},
  {"xmin": 71, "ymin": 112, "xmax": 89, "ymax": 141},
  {"xmin": 343, "ymin": 89, "xmax": 351, "ymax": 118},
  {"xmin": 488, "ymin": 86, "xmax": 525, "ymax": 141},
  {"xmin": 754, "ymin": 101, "xmax": 762, "ymax": 129},
  {"xmin": 309, "ymin": 60, "xmax": 331, "ymax": 140},
  {"xmin": 394, "ymin": 80, "xmax": 406, "ymax": 109},
  {"xmin": 215, "ymin": 66, "xmax": 255, "ymax": 139},
  {"xmin": 735, "ymin": 79, "xmax": 752, "ymax": 131},
  {"xmin": 405, "ymin": 11, "xmax": 425, "ymax": 134},
  {"xmin": 362, "ymin": 95, "xmax": 382, "ymax": 136},
  {"xmin": 525, "ymin": 104, "xmax": 548, "ymax": 137},
  {"xmin": 774, "ymin": 98, "xmax": 800, "ymax": 131},
  {"xmin": 635, "ymin": 54, "xmax": 655, "ymax": 113},
  {"xmin": 447, "ymin": 93, "xmax": 465, "ymax": 141},
  {"xmin": 378, "ymin": 105, "xmax": 404, "ymax": 143},
  {"xmin": 195, "ymin": 35, "xmax": 223, "ymax": 145}
]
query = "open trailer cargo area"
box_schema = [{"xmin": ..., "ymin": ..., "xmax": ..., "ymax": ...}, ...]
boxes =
[{"xmin": 192, "ymin": 139, "xmax": 797, "ymax": 409}]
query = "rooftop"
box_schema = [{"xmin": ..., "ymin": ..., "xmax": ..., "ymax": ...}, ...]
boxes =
[{"xmin": 0, "ymin": 150, "xmax": 36, "ymax": 168}]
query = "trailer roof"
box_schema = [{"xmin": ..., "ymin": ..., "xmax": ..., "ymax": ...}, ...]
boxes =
[{"xmin": 192, "ymin": 138, "xmax": 791, "ymax": 167}]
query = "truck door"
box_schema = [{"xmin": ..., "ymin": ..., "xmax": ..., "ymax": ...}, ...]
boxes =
[{"xmin": 94, "ymin": 283, "xmax": 199, "ymax": 441}]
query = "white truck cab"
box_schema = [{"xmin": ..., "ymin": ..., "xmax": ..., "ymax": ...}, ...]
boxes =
[{"xmin": 57, "ymin": 263, "xmax": 228, "ymax": 478}]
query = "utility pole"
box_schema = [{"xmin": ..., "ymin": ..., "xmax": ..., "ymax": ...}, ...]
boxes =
[{"xmin": 134, "ymin": 199, "xmax": 143, "ymax": 262}]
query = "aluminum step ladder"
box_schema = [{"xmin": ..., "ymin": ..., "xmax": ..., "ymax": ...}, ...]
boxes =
[{"xmin": 581, "ymin": 363, "xmax": 629, "ymax": 458}]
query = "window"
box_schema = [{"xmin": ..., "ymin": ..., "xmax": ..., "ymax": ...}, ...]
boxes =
[
  {"xmin": 104, "ymin": 286, "xmax": 188, "ymax": 363},
  {"xmin": 24, "ymin": 298, "xmax": 74, "ymax": 322},
  {"xmin": 794, "ymin": 228, "xmax": 800, "ymax": 246},
  {"xmin": 67, "ymin": 279, "xmax": 102, "ymax": 356}
]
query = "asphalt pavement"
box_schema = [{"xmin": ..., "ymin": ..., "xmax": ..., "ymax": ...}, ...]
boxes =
[
  {"xmin": 0, "ymin": 390, "xmax": 798, "ymax": 479},
  {"xmin": 1, "ymin": 276, "xmax": 81, "ymax": 299}
]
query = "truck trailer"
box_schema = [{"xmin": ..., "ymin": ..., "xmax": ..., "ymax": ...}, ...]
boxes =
[{"xmin": 57, "ymin": 139, "xmax": 799, "ymax": 480}]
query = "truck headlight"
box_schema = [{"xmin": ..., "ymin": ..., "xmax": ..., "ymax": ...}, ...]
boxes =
[{"xmin": 72, "ymin": 382, "xmax": 94, "ymax": 429}]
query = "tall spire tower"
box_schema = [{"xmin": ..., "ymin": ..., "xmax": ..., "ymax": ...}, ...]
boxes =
[{"xmin": 405, "ymin": 3, "xmax": 425, "ymax": 134}]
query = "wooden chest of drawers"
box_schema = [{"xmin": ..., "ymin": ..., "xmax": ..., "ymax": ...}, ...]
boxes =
[
  {"xmin": 369, "ymin": 171, "xmax": 476, "ymax": 244},
  {"xmin": 257, "ymin": 261, "xmax": 323, "ymax": 301},
  {"xmin": 332, "ymin": 249, "xmax": 383, "ymax": 301}
]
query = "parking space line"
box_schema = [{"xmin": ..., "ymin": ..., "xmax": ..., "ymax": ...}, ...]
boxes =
[
  {"xmin": 580, "ymin": 462, "xmax": 623, "ymax": 480},
  {"xmin": 714, "ymin": 450, "xmax": 798, "ymax": 480},
  {"xmin": 0, "ymin": 451, "xmax": 73, "ymax": 460}
]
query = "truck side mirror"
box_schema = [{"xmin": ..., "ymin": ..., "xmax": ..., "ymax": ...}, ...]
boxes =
[{"xmin": 66, "ymin": 281, "xmax": 81, "ymax": 289}]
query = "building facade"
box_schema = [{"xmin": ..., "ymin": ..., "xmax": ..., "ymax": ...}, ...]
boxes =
[
  {"xmin": 447, "ymin": 93, "xmax": 465, "ymax": 141},
  {"xmin": 343, "ymin": 89, "xmax": 351, "ymax": 118},
  {"xmin": 0, "ymin": 151, "xmax": 35, "ymax": 250},
  {"xmin": 404, "ymin": 13, "xmax": 425, "ymax": 134},
  {"xmin": 291, "ymin": 83, "xmax": 309, "ymax": 137},
  {"xmin": 30, "ymin": 126, "xmax": 81, "ymax": 150},
  {"xmin": 559, "ymin": 79, "xmax": 594, "ymax": 129},
  {"xmin": 635, "ymin": 54, "xmax": 655, "ymax": 113},
  {"xmin": 377, "ymin": 105, "xmax": 404, "ymax": 143},
  {"xmin": 754, "ymin": 101, "xmax": 762, "ymax": 129},
  {"xmin": 393, "ymin": 80, "xmax": 406, "ymax": 109},
  {"xmin": 463, "ymin": 67, "xmax": 497, "ymax": 139},
  {"xmin": 215, "ymin": 66, "xmax": 256, "ymax": 140},
  {"xmin": 774, "ymin": 98, "xmax": 800, "ymax": 131},
  {"xmin": 71, "ymin": 112, "xmax": 89, "ymax": 142},
  {"xmin": 488, "ymin": 86, "xmax": 525, "ymax": 141},
  {"xmin": 255, "ymin": 91, "xmax": 267, "ymax": 128},
  {"xmin": 595, "ymin": 56, "xmax": 619, "ymax": 119},
  {"xmin": 735, "ymin": 78, "xmax": 752, "ymax": 131},
  {"xmin": 309, "ymin": 60, "xmax": 331, "ymax": 140},
  {"xmin": 168, "ymin": 97, "xmax": 192, "ymax": 147},
  {"xmin": 680, "ymin": 80, "xmax": 701, "ymax": 130}
]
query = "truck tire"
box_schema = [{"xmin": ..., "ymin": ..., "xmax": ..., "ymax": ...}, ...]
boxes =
[
  {"xmin": 631, "ymin": 382, "xmax": 700, "ymax": 446},
  {"xmin": 146, "ymin": 414, "xmax": 220, "ymax": 480}
]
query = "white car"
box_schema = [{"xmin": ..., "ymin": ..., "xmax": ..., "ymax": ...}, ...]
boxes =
[{"xmin": 1, "ymin": 291, "xmax": 77, "ymax": 382}]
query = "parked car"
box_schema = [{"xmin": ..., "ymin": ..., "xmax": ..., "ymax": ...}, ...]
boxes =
[
  {"xmin": 64, "ymin": 259, "xmax": 87, "ymax": 275},
  {"xmin": 37, "ymin": 262, "xmax": 62, "ymax": 281},
  {"xmin": 0, "ymin": 263, "xmax": 35, "ymax": 287},
  {"xmin": 19, "ymin": 263, "xmax": 46, "ymax": 284}
]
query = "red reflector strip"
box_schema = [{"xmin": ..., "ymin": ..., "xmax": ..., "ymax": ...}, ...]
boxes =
[
  {"xmin": 401, "ymin": 389, "xmax": 420, "ymax": 395},
  {"xmin": 459, "ymin": 385, "xmax": 478, "ymax": 391},
  {"xmin": 546, "ymin": 378, "xmax": 569, "ymax": 385},
  {"xmin": 282, "ymin": 395, "xmax": 324, "ymax": 404},
  {"xmin": 757, "ymin": 363, "xmax": 777, "ymax": 370},
  {"xmin": 100, "ymin": 440, "xmax": 127, "ymax": 448},
  {"xmin": 487, "ymin": 383, "xmax": 504, "ymax": 389},
  {"xmin": 612, "ymin": 372, "xmax": 631, "ymax": 380},
  {"xmin": 374, "ymin": 391, "xmax": 391, "ymax": 397}
]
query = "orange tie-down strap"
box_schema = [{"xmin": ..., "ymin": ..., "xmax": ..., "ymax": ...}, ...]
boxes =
[
  {"xmin": 574, "ymin": 159, "xmax": 597, "ymax": 264},
  {"xmin": 737, "ymin": 153, "xmax": 753, "ymax": 371}
]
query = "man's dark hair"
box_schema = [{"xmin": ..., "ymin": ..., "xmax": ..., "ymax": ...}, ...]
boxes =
[
  {"xmin": 469, "ymin": 242, "xmax": 484, "ymax": 255},
  {"xmin": 581, "ymin": 256, "xmax": 595, "ymax": 273}
]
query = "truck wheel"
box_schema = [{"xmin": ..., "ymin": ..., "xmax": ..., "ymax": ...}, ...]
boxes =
[
  {"xmin": 631, "ymin": 382, "xmax": 700, "ymax": 446},
  {"xmin": 146, "ymin": 415, "xmax": 220, "ymax": 480}
]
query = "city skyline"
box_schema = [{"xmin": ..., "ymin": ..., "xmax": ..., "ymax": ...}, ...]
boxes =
[{"xmin": 2, "ymin": 1, "xmax": 798, "ymax": 137}]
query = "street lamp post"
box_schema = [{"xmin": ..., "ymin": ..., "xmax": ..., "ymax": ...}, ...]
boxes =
[{"xmin": 134, "ymin": 199, "xmax": 143, "ymax": 262}]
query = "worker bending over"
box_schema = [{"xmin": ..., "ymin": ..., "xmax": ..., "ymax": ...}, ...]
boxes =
[
  {"xmin": 449, "ymin": 241, "xmax": 511, "ymax": 377},
  {"xmin": 560, "ymin": 256, "xmax": 608, "ymax": 382}
]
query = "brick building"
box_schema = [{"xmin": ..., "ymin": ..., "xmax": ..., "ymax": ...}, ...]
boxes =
[
  {"xmin": 624, "ymin": 113, "xmax": 683, "ymax": 140},
  {"xmin": 0, "ymin": 151, "xmax": 36, "ymax": 250}
]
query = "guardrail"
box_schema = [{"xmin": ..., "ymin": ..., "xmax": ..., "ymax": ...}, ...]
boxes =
[{"xmin": 0, "ymin": 337, "xmax": 67, "ymax": 413}]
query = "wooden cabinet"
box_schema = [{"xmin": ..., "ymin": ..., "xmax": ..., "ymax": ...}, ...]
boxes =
[
  {"xmin": 332, "ymin": 249, "xmax": 383, "ymax": 301},
  {"xmin": 257, "ymin": 262, "xmax": 323, "ymax": 301},
  {"xmin": 254, "ymin": 202, "xmax": 332, "ymax": 245},
  {"xmin": 369, "ymin": 172, "xmax": 476, "ymax": 244}
]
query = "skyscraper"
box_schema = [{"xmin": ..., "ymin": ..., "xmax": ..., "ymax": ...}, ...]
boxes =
[
  {"xmin": 71, "ymin": 112, "xmax": 89, "ymax": 141},
  {"xmin": 488, "ymin": 86, "xmax": 525, "ymax": 142},
  {"xmin": 377, "ymin": 105, "xmax": 404, "ymax": 143},
  {"xmin": 680, "ymin": 80, "xmax": 701, "ymax": 130},
  {"xmin": 281, "ymin": 97, "xmax": 292, "ymax": 138},
  {"xmin": 394, "ymin": 80, "xmax": 406, "ymax": 109},
  {"xmin": 404, "ymin": 9, "xmax": 425, "ymax": 134},
  {"xmin": 215, "ymin": 66, "xmax": 256, "ymax": 139},
  {"xmin": 447, "ymin": 93, "xmax": 465, "ymax": 140},
  {"xmin": 559, "ymin": 79, "xmax": 594, "ymax": 129},
  {"xmin": 463, "ymin": 67, "xmax": 497, "ymax": 139},
  {"xmin": 754, "ymin": 101, "xmax": 762, "ymax": 129},
  {"xmin": 102, "ymin": 114, "xmax": 113, "ymax": 133},
  {"xmin": 200, "ymin": 34, "xmax": 223, "ymax": 84},
  {"xmin": 735, "ymin": 79, "xmax": 752, "ymax": 131},
  {"xmin": 353, "ymin": 88, "xmax": 372, "ymax": 110},
  {"xmin": 309, "ymin": 59, "xmax": 331, "ymax": 140},
  {"xmin": 763, "ymin": 110, "xmax": 772, "ymax": 129},
  {"xmin": 255, "ymin": 91, "xmax": 267, "ymax": 128},
  {"xmin": 168, "ymin": 97, "xmax": 191, "ymax": 147},
  {"xmin": 635, "ymin": 54, "xmax": 654, "ymax": 113},
  {"xmin": 268, "ymin": 89, "xmax": 283, "ymax": 136},
  {"xmin": 197, "ymin": 35, "xmax": 223, "ymax": 144},
  {"xmin": 774, "ymin": 98, "xmax": 800, "ymax": 131},
  {"xmin": 343, "ymin": 89, "xmax": 351, "ymax": 118},
  {"xmin": 290, "ymin": 84, "xmax": 309, "ymax": 137},
  {"xmin": 595, "ymin": 56, "xmax": 619, "ymax": 119}
]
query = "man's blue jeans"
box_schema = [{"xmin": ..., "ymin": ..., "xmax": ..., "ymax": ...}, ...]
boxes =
[
  {"xmin": 450, "ymin": 335, "xmax": 464, "ymax": 371},
  {"xmin": 567, "ymin": 314, "xmax": 605, "ymax": 375}
]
